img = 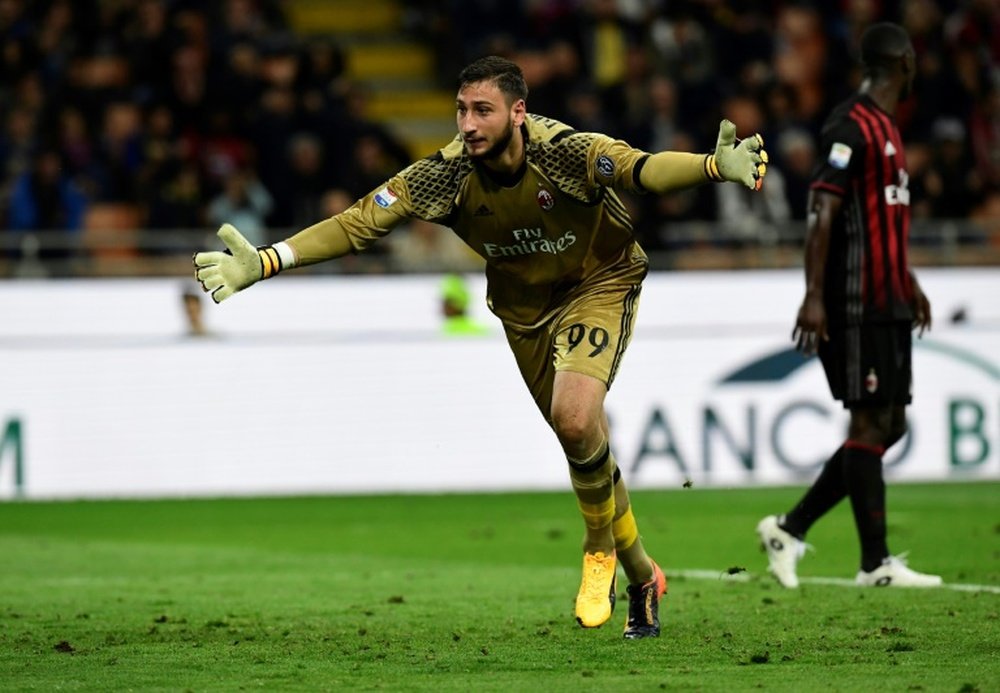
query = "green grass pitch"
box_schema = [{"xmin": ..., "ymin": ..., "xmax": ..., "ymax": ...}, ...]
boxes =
[{"xmin": 0, "ymin": 482, "xmax": 997, "ymax": 692}]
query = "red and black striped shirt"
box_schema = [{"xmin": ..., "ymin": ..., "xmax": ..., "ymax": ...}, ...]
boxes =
[{"xmin": 810, "ymin": 94, "xmax": 913, "ymax": 326}]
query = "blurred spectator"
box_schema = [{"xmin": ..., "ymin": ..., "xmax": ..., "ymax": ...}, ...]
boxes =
[
  {"xmin": 327, "ymin": 83, "xmax": 411, "ymax": 180},
  {"xmin": 921, "ymin": 117, "xmax": 981, "ymax": 219},
  {"xmin": 772, "ymin": 4, "xmax": 831, "ymax": 133},
  {"xmin": 296, "ymin": 36, "xmax": 348, "ymax": 118},
  {"xmin": 715, "ymin": 94, "xmax": 792, "ymax": 244},
  {"xmin": 969, "ymin": 82, "xmax": 1000, "ymax": 192},
  {"xmin": 206, "ymin": 166, "xmax": 272, "ymax": 246},
  {"xmin": 774, "ymin": 127, "xmax": 817, "ymax": 220},
  {"xmin": 190, "ymin": 107, "xmax": 251, "ymax": 195},
  {"xmin": 579, "ymin": 0, "xmax": 640, "ymax": 109},
  {"xmin": 145, "ymin": 161, "xmax": 204, "ymax": 233},
  {"xmin": 91, "ymin": 101, "xmax": 144, "ymax": 203},
  {"xmin": 121, "ymin": 0, "xmax": 176, "ymax": 104},
  {"xmin": 7, "ymin": 147, "xmax": 88, "ymax": 257},
  {"xmin": 905, "ymin": 141, "xmax": 935, "ymax": 220},
  {"xmin": 283, "ymin": 132, "xmax": 328, "ymax": 229},
  {"xmin": 0, "ymin": 1, "xmax": 37, "ymax": 90},
  {"xmin": 216, "ymin": 40, "xmax": 264, "ymax": 133},
  {"xmin": 247, "ymin": 85, "xmax": 298, "ymax": 225},
  {"xmin": 389, "ymin": 219, "xmax": 485, "ymax": 273},
  {"xmin": 138, "ymin": 103, "xmax": 200, "ymax": 238},
  {"xmin": 319, "ymin": 187, "xmax": 354, "ymax": 218},
  {"xmin": 519, "ymin": 40, "xmax": 581, "ymax": 125},
  {"xmin": 565, "ymin": 82, "xmax": 616, "ymax": 135},
  {"xmin": 0, "ymin": 105, "xmax": 38, "ymax": 198},
  {"xmin": 56, "ymin": 106, "xmax": 96, "ymax": 180},
  {"xmin": 623, "ymin": 74, "xmax": 679, "ymax": 153},
  {"xmin": 166, "ymin": 42, "xmax": 209, "ymax": 135},
  {"xmin": 647, "ymin": 12, "xmax": 719, "ymax": 143},
  {"xmin": 344, "ymin": 134, "xmax": 405, "ymax": 203}
]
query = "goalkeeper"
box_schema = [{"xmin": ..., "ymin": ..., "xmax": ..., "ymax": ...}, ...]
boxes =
[{"xmin": 195, "ymin": 56, "xmax": 767, "ymax": 639}]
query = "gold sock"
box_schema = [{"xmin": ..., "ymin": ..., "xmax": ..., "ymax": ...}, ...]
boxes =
[
  {"xmin": 567, "ymin": 442, "xmax": 616, "ymax": 552},
  {"xmin": 611, "ymin": 462, "xmax": 655, "ymax": 585}
]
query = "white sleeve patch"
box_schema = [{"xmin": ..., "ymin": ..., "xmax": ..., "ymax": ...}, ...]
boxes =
[
  {"xmin": 828, "ymin": 142, "xmax": 853, "ymax": 169},
  {"xmin": 374, "ymin": 187, "xmax": 398, "ymax": 208}
]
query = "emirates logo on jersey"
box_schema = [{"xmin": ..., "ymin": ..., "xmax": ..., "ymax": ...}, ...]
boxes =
[
  {"xmin": 865, "ymin": 368, "xmax": 879, "ymax": 394},
  {"xmin": 537, "ymin": 189, "xmax": 555, "ymax": 211}
]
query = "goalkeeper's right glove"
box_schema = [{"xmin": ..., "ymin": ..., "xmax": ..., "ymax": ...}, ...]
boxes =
[
  {"xmin": 193, "ymin": 224, "xmax": 285, "ymax": 303},
  {"xmin": 704, "ymin": 119, "xmax": 769, "ymax": 191}
]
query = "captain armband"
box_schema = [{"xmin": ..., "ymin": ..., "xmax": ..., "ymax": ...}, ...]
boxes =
[
  {"xmin": 257, "ymin": 242, "xmax": 297, "ymax": 279},
  {"xmin": 703, "ymin": 154, "xmax": 724, "ymax": 182}
]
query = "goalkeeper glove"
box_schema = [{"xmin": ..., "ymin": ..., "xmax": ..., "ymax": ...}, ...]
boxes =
[
  {"xmin": 193, "ymin": 224, "xmax": 285, "ymax": 303},
  {"xmin": 704, "ymin": 119, "xmax": 769, "ymax": 191}
]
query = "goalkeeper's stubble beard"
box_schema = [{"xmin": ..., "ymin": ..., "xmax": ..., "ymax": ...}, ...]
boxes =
[{"xmin": 468, "ymin": 118, "xmax": 517, "ymax": 162}]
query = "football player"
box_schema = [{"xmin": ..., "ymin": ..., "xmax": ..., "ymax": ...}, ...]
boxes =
[{"xmin": 195, "ymin": 55, "xmax": 767, "ymax": 637}]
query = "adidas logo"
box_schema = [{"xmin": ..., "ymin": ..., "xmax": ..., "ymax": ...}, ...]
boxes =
[
  {"xmin": 884, "ymin": 141, "xmax": 897, "ymax": 157},
  {"xmin": 473, "ymin": 204, "xmax": 493, "ymax": 217}
]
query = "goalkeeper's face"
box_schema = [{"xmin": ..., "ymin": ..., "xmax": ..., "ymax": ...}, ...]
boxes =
[{"xmin": 457, "ymin": 80, "xmax": 525, "ymax": 161}]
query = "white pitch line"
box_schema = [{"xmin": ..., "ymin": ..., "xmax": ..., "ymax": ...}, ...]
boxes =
[{"xmin": 668, "ymin": 569, "xmax": 1000, "ymax": 594}]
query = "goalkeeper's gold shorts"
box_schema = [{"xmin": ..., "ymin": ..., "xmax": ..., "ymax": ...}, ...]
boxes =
[{"xmin": 501, "ymin": 256, "xmax": 645, "ymax": 420}]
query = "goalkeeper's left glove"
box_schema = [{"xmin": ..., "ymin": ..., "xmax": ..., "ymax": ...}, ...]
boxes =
[
  {"xmin": 193, "ymin": 223, "xmax": 285, "ymax": 303},
  {"xmin": 704, "ymin": 119, "xmax": 769, "ymax": 191}
]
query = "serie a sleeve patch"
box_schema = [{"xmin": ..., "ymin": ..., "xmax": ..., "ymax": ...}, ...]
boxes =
[
  {"xmin": 374, "ymin": 187, "xmax": 399, "ymax": 208},
  {"xmin": 828, "ymin": 142, "xmax": 853, "ymax": 169}
]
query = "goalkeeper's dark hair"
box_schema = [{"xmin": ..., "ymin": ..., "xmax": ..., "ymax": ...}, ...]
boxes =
[
  {"xmin": 458, "ymin": 56, "xmax": 529, "ymax": 105},
  {"xmin": 860, "ymin": 22, "xmax": 913, "ymax": 76}
]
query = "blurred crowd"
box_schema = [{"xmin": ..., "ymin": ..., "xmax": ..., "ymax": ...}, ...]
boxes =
[
  {"xmin": 1, "ymin": 0, "xmax": 998, "ymax": 271},
  {"xmin": 411, "ymin": 0, "xmax": 999, "ymax": 249},
  {"xmin": 0, "ymin": 0, "xmax": 415, "ymax": 269}
]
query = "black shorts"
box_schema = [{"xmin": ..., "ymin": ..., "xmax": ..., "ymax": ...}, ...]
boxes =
[{"xmin": 817, "ymin": 322, "xmax": 912, "ymax": 408}]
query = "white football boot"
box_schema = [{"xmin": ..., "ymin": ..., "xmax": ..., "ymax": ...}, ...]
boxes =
[
  {"xmin": 757, "ymin": 515, "xmax": 808, "ymax": 588},
  {"xmin": 855, "ymin": 555, "xmax": 943, "ymax": 587}
]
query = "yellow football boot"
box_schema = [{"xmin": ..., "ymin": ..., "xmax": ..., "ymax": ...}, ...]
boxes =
[{"xmin": 575, "ymin": 551, "xmax": 617, "ymax": 628}]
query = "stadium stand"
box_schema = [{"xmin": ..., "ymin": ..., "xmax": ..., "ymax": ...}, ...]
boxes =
[{"xmin": 0, "ymin": 0, "xmax": 997, "ymax": 277}]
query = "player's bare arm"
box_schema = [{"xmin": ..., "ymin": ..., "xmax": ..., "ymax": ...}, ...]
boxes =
[
  {"xmin": 794, "ymin": 189, "xmax": 841, "ymax": 354},
  {"xmin": 909, "ymin": 270, "xmax": 932, "ymax": 336}
]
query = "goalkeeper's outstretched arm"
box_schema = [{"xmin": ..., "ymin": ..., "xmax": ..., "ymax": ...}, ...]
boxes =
[
  {"xmin": 638, "ymin": 119, "xmax": 769, "ymax": 193},
  {"xmin": 192, "ymin": 217, "xmax": 353, "ymax": 304},
  {"xmin": 193, "ymin": 193, "xmax": 402, "ymax": 303}
]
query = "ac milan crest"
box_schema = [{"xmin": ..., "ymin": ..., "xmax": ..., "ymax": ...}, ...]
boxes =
[{"xmin": 537, "ymin": 189, "xmax": 555, "ymax": 211}]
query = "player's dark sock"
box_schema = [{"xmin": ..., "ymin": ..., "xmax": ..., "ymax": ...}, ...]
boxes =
[
  {"xmin": 781, "ymin": 445, "xmax": 847, "ymax": 538},
  {"xmin": 843, "ymin": 441, "xmax": 889, "ymax": 572}
]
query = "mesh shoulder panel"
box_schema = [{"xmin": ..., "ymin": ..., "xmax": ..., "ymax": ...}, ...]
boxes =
[
  {"xmin": 399, "ymin": 138, "xmax": 473, "ymax": 222},
  {"xmin": 527, "ymin": 128, "xmax": 600, "ymax": 204}
]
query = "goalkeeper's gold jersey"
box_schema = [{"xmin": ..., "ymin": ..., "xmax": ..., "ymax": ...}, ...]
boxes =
[{"xmin": 336, "ymin": 114, "xmax": 651, "ymax": 329}]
